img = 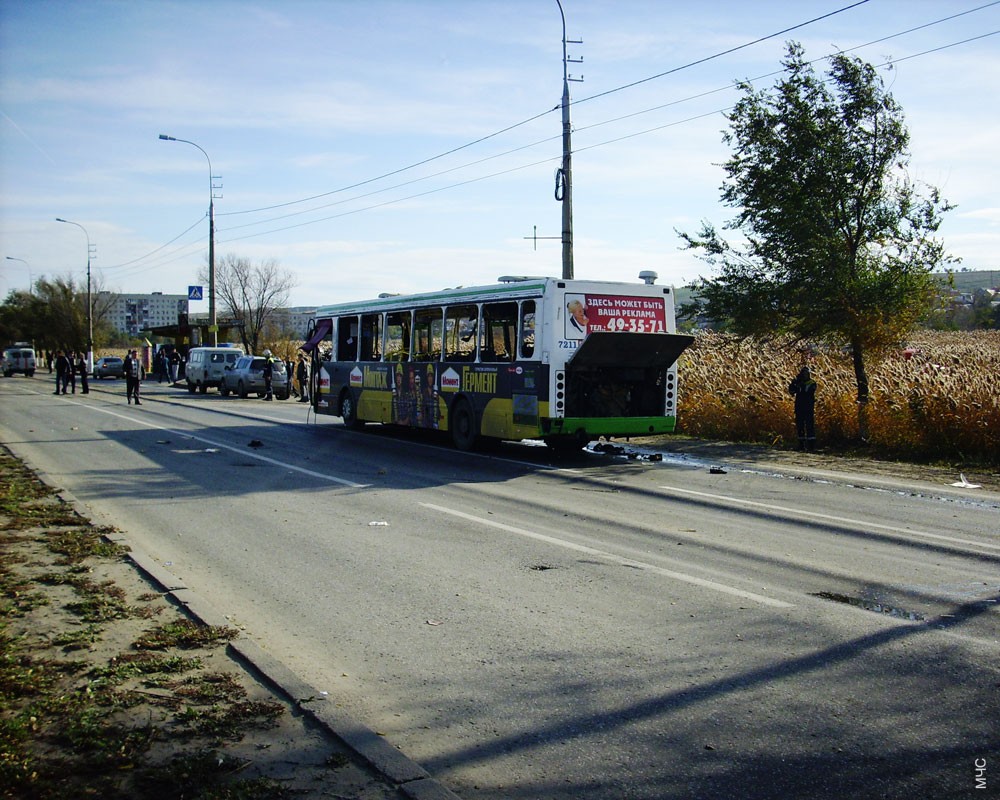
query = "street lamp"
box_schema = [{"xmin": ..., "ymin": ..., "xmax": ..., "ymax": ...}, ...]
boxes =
[
  {"xmin": 159, "ymin": 134, "xmax": 217, "ymax": 346},
  {"xmin": 54, "ymin": 218, "xmax": 94, "ymax": 372},
  {"xmin": 5, "ymin": 256, "xmax": 32, "ymax": 294}
]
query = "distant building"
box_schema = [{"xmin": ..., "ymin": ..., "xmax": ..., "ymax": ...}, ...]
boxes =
[
  {"xmin": 99, "ymin": 291, "xmax": 189, "ymax": 336},
  {"xmin": 271, "ymin": 306, "xmax": 318, "ymax": 339}
]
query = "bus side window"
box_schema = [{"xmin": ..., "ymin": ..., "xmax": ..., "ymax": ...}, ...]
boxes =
[
  {"xmin": 413, "ymin": 308, "xmax": 443, "ymax": 361},
  {"xmin": 444, "ymin": 305, "xmax": 478, "ymax": 362},
  {"xmin": 479, "ymin": 301, "xmax": 517, "ymax": 362},
  {"xmin": 338, "ymin": 316, "xmax": 358, "ymax": 361},
  {"xmin": 520, "ymin": 300, "xmax": 536, "ymax": 359},
  {"xmin": 385, "ymin": 311, "xmax": 410, "ymax": 362},
  {"xmin": 360, "ymin": 313, "xmax": 382, "ymax": 361}
]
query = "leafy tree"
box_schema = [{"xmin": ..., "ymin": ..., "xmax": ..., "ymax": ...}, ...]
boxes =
[
  {"xmin": 0, "ymin": 276, "xmax": 118, "ymax": 354},
  {"xmin": 680, "ymin": 42, "xmax": 955, "ymax": 440},
  {"xmin": 199, "ymin": 254, "xmax": 296, "ymax": 354}
]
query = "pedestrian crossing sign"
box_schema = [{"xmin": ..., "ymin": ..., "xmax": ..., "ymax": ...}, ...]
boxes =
[{"xmin": 188, "ymin": 285, "xmax": 203, "ymax": 300}]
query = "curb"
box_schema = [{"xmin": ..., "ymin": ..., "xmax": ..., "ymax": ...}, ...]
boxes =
[
  {"xmin": 110, "ymin": 531, "xmax": 463, "ymax": 800},
  {"xmin": 15, "ymin": 451, "xmax": 463, "ymax": 800}
]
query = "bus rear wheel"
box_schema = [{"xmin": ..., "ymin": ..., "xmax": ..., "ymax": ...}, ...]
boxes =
[
  {"xmin": 340, "ymin": 390, "xmax": 365, "ymax": 430},
  {"xmin": 450, "ymin": 398, "xmax": 478, "ymax": 451}
]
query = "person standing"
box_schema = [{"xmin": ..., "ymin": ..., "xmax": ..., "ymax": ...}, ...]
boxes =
[
  {"xmin": 169, "ymin": 349, "xmax": 181, "ymax": 384},
  {"xmin": 788, "ymin": 366, "xmax": 817, "ymax": 451},
  {"xmin": 66, "ymin": 352, "xmax": 77, "ymax": 394},
  {"xmin": 295, "ymin": 353, "xmax": 310, "ymax": 403},
  {"xmin": 262, "ymin": 349, "xmax": 275, "ymax": 401},
  {"xmin": 124, "ymin": 349, "xmax": 142, "ymax": 405},
  {"xmin": 75, "ymin": 352, "xmax": 89, "ymax": 394},
  {"xmin": 54, "ymin": 350, "xmax": 70, "ymax": 394}
]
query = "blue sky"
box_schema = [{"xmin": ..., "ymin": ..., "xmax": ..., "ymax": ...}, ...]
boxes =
[{"xmin": 1, "ymin": 0, "xmax": 998, "ymax": 308}]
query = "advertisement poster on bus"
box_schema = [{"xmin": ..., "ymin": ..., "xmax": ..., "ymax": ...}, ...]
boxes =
[{"xmin": 564, "ymin": 293, "xmax": 668, "ymax": 340}]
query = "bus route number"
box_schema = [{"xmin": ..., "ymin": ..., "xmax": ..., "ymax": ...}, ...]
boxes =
[{"xmin": 558, "ymin": 340, "xmax": 579, "ymax": 349}]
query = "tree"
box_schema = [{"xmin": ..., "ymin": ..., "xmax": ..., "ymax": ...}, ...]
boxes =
[
  {"xmin": 0, "ymin": 275, "xmax": 117, "ymax": 353},
  {"xmin": 680, "ymin": 42, "xmax": 955, "ymax": 440},
  {"xmin": 200, "ymin": 254, "xmax": 296, "ymax": 354}
]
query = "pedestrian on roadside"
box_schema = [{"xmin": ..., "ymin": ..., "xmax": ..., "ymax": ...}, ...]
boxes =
[
  {"xmin": 75, "ymin": 352, "xmax": 89, "ymax": 394},
  {"xmin": 169, "ymin": 350, "xmax": 180, "ymax": 384},
  {"xmin": 262, "ymin": 349, "xmax": 276, "ymax": 401},
  {"xmin": 788, "ymin": 366, "xmax": 817, "ymax": 451},
  {"xmin": 124, "ymin": 349, "xmax": 142, "ymax": 405},
  {"xmin": 46, "ymin": 351, "xmax": 54, "ymax": 373},
  {"xmin": 66, "ymin": 352, "xmax": 77, "ymax": 394},
  {"xmin": 296, "ymin": 353, "xmax": 310, "ymax": 403},
  {"xmin": 54, "ymin": 350, "xmax": 71, "ymax": 394}
]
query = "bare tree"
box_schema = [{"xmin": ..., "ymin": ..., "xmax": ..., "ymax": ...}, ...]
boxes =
[{"xmin": 200, "ymin": 254, "xmax": 296, "ymax": 354}]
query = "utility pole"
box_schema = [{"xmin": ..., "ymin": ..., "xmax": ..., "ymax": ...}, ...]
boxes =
[{"xmin": 555, "ymin": 0, "xmax": 582, "ymax": 280}]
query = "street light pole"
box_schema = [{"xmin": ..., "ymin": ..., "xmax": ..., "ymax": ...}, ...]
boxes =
[
  {"xmin": 5, "ymin": 256, "xmax": 32, "ymax": 294},
  {"xmin": 54, "ymin": 218, "xmax": 93, "ymax": 372},
  {"xmin": 159, "ymin": 134, "xmax": 218, "ymax": 346}
]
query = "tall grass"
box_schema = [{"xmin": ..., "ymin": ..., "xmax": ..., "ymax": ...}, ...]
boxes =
[{"xmin": 677, "ymin": 330, "xmax": 1000, "ymax": 465}]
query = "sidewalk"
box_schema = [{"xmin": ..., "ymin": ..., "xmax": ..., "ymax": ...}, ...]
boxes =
[{"xmin": 0, "ymin": 444, "xmax": 459, "ymax": 800}]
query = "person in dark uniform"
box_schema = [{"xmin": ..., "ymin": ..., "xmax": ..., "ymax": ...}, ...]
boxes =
[{"xmin": 788, "ymin": 366, "xmax": 817, "ymax": 451}]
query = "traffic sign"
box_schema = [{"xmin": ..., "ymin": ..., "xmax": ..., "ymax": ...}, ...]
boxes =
[{"xmin": 188, "ymin": 285, "xmax": 203, "ymax": 300}]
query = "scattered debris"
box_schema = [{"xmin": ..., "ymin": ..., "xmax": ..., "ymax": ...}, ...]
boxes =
[
  {"xmin": 709, "ymin": 466, "xmax": 727, "ymax": 474},
  {"xmin": 950, "ymin": 473, "xmax": 981, "ymax": 489},
  {"xmin": 368, "ymin": 520, "xmax": 389, "ymax": 527},
  {"xmin": 248, "ymin": 440, "xmax": 263, "ymax": 448},
  {"xmin": 425, "ymin": 619, "xmax": 444, "ymax": 626}
]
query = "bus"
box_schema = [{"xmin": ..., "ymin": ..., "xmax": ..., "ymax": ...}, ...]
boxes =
[{"xmin": 302, "ymin": 274, "xmax": 694, "ymax": 451}]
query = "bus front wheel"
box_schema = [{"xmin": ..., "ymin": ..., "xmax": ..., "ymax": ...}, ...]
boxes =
[
  {"xmin": 450, "ymin": 398, "xmax": 478, "ymax": 451},
  {"xmin": 340, "ymin": 390, "xmax": 365, "ymax": 430}
]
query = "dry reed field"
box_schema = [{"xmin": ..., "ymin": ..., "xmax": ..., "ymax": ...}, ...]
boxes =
[{"xmin": 676, "ymin": 330, "xmax": 1000, "ymax": 465}]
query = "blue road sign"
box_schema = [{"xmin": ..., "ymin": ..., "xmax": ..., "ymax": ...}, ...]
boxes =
[{"xmin": 188, "ymin": 285, "xmax": 203, "ymax": 301}]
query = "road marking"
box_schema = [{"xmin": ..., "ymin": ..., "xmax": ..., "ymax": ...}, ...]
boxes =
[
  {"xmin": 420, "ymin": 502, "xmax": 793, "ymax": 608},
  {"xmin": 49, "ymin": 395, "xmax": 368, "ymax": 488},
  {"xmin": 657, "ymin": 484, "xmax": 1000, "ymax": 553}
]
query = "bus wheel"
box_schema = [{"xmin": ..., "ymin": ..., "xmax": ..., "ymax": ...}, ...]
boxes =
[
  {"xmin": 450, "ymin": 398, "xmax": 478, "ymax": 451},
  {"xmin": 340, "ymin": 390, "xmax": 365, "ymax": 430}
]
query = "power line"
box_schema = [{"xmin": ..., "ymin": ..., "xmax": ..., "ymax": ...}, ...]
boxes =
[
  {"xmin": 121, "ymin": 2, "xmax": 998, "ymax": 268},
  {"xmin": 217, "ymin": 0, "xmax": 874, "ymax": 222}
]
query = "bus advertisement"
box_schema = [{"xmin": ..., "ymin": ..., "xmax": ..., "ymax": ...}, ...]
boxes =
[{"xmin": 303, "ymin": 275, "xmax": 693, "ymax": 451}]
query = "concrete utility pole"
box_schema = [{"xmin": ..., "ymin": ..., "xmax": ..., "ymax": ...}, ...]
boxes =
[{"xmin": 555, "ymin": 0, "xmax": 582, "ymax": 280}]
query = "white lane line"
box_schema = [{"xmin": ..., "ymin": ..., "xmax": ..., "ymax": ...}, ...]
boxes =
[
  {"xmin": 658, "ymin": 485, "xmax": 1000, "ymax": 552},
  {"xmin": 53, "ymin": 396, "xmax": 368, "ymax": 488},
  {"xmin": 420, "ymin": 502, "xmax": 794, "ymax": 608}
]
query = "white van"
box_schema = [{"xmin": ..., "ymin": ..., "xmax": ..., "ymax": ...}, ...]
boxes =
[
  {"xmin": 185, "ymin": 346, "xmax": 244, "ymax": 393},
  {"xmin": 2, "ymin": 344, "xmax": 36, "ymax": 377}
]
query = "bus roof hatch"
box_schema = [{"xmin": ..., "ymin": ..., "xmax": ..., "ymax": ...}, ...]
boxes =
[{"xmin": 567, "ymin": 332, "xmax": 694, "ymax": 370}]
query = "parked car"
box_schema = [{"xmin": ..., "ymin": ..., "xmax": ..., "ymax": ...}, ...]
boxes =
[
  {"xmin": 92, "ymin": 356, "xmax": 125, "ymax": 379},
  {"xmin": 185, "ymin": 346, "xmax": 244, "ymax": 393},
  {"xmin": 2, "ymin": 344, "xmax": 36, "ymax": 377},
  {"xmin": 219, "ymin": 355, "xmax": 289, "ymax": 399}
]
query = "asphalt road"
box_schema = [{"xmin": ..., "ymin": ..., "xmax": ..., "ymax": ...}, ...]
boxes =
[{"xmin": 2, "ymin": 375, "xmax": 998, "ymax": 800}]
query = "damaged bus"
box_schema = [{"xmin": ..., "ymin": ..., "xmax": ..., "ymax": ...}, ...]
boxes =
[{"xmin": 302, "ymin": 274, "xmax": 693, "ymax": 451}]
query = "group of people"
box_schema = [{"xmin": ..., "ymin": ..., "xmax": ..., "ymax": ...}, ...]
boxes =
[
  {"xmin": 151, "ymin": 348, "xmax": 183, "ymax": 384},
  {"xmin": 51, "ymin": 350, "xmax": 90, "ymax": 395},
  {"xmin": 260, "ymin": 350, "xmax": 311, "ymax": 402}
]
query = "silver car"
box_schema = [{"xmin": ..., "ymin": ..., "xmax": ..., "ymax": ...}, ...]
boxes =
[
  {"xmin": 219, "ymin": 355, "xmax": 289, "ymax": 399},
  {"xmin": 93, "ymin": 356, "xmax": 125, "ymax": 379}
]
